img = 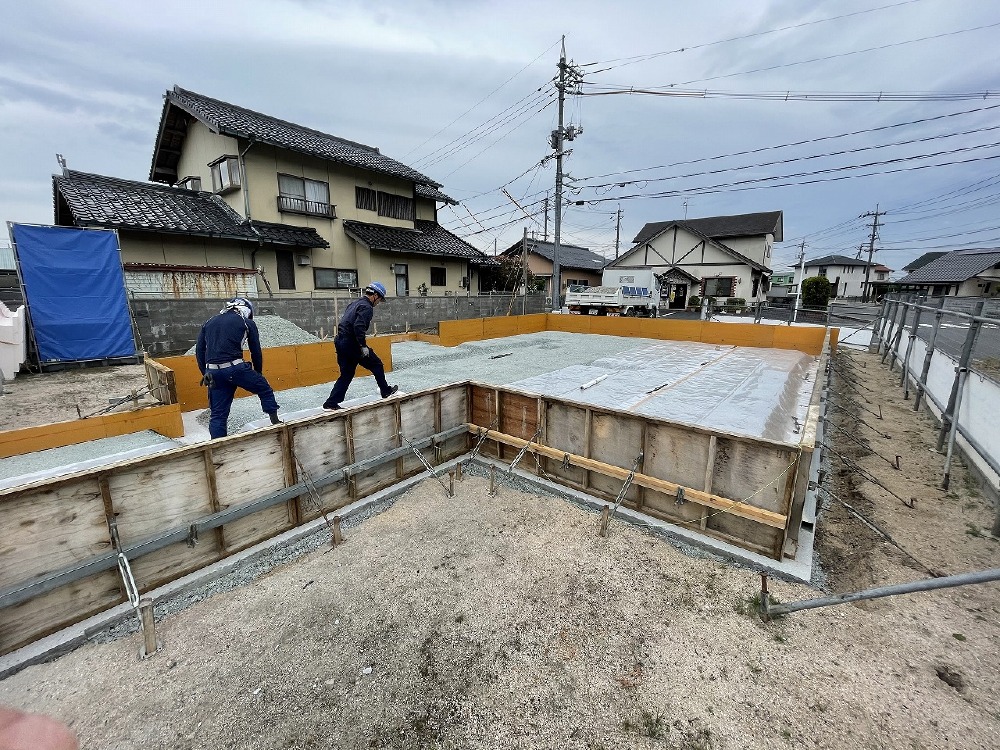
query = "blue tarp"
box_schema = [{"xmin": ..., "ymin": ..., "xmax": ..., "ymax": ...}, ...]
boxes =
[{"xmin": 10, "ymin": 224, "xmax": 136, "ymax": 362}]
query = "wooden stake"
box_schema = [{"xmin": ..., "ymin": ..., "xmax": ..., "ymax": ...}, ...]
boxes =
[
  {"xmin": 332, "ymin": 516, "xmax": 343, "ymax": 546},
  {"xmin": 599, "ymin": 505, "xmax": 610, "ymax": 537},
  {"xmin": 138, "ymin": 598, "xmax": 158, "ymax": 658},
  {"xmin": 489, "ymin": 465, "xmax": 497, "ymax": 496},
  {"xmin": 455, "ymin": 462, "xmax": 463, "ymax": 481},
  {"xmin": 448, "ymin": 471, "xmax": 455, "ymax": 497}
]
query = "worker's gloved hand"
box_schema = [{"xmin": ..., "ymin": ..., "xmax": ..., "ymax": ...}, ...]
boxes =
[
  {"xmin": 361, "ymin": 346, "xmax": 370, "ymax": 358},
  {"xmin": 200, "ymin": 372, "xmax": 213, "ymax": 387}
]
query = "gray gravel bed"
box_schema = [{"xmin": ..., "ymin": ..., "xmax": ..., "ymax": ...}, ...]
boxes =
[{"xmin": 184, "ymin": 314, "xmax": 320, "ymax": 355}]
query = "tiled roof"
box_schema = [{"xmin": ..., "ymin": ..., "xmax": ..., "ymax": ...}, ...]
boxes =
[
  {"xmin": 501, "ymin": 240, "xmax": 607, "ymax": 272},
  {"xmin": 805, "ymin": 254, "xmax": 871, "ymax": 267},
  {"xmin": 152, "ymin": 86, "xmax": 440, "ymax": 189},
  {"xmin": 53, "ymin": 171, "xmax": 328, "ymax": 247},
  {"xmin": 415, "ymin": 184, "xmax": 456, "ymax": 205},
  {"xmin": 343, "ymin": 219, "xmax": 489, "ymax": 261},
  {"xmin": 903, "ymin": 251, "xmax": 947, "ymax": 271},
  {"xmin": 897, "ymin": 248, "xmax": 1000, "ymax": 284},
  {"xmin": 633, "ymin": 211, "xmax": 783, "ymax": 245}
]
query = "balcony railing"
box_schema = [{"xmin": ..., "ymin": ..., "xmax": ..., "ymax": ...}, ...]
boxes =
[{"xmin": 276, "ymin": 195, "xmax": 337, "ymax": 218}]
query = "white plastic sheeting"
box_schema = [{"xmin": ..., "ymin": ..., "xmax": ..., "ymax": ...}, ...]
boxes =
[
  {"xmin": 508, "ymin": 341, "xmax": 817, "ymax": 443},
  {"xmin": 0, "ymin": 301, "xmax": 26, "ymax": 381}
]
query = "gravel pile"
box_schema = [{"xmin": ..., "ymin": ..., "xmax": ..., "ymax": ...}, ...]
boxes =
[{"xmin": 184, "ymin": 314, "xmax": 320, "ymax": 354}]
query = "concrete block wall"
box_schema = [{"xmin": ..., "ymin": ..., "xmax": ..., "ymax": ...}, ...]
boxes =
[{"xmin": 131, "ymin": 294, "xmax": 547, "ymax": 356}]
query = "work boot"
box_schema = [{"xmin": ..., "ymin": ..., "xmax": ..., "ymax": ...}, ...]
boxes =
[
  {"xmin": 382, "ymin": 385, "xmax": 399, "ymax": 398},
  {"xmin": 268, "ymin": 412, "xmax": 282, "ymax": 425},
  {"xmin": 322, "ymin": 404, "xmax": 341, "ymax": 411}
]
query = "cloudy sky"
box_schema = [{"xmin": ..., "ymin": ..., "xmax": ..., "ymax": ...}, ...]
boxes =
[{"xmin": 2, "ymin": 0, "xmax": 999, "ymax": 274}]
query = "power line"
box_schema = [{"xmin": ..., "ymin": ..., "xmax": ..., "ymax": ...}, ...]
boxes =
[
  {"xmin": 580, "ymin": 87, "xmax": 1000, "ymax": 102},
  {"xmin": 578, "ymin": 0, "xmax": 927, "ymax": 74}
]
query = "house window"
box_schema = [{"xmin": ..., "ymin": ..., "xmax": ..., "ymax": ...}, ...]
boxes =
[
  {"xmin": 702, "ymin": 277, "xmax": 735, "ymax": 298},
  {"xmin": 209, "ymin": 156, "xmax": 241, "ymax": 193},
  {"xmin": 278, "ymin": 174, "xmax": 335, "ymax": 218},
  {"xmin": 176, "ymin": 176, "xmax": 202, "ymax": 191},
  {"xmin": 377, "ymin": 191, "xmax": 414, "ymax": 221},
  {"xmin": 430, "ymin": 267, "xmax": 447, "ymax": 286},
  {"xmin": 565, "ymin": 278, "xmax": 589, "ymax": 289},
  {"xmin": 818, "ymin": 267, "xmax": 828, "ymax": 277},
  {"xmin": 314, "ymin": 268, "xmax": 359, "ymax": 289},
  {"xmin": 356, "ymin": 187, "xmax": 377, "ymax": 211}
]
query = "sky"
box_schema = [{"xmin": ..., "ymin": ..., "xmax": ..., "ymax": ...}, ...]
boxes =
[{"xmin": 2, "ymin": 0, "xmax": 999, "ymax": 275}]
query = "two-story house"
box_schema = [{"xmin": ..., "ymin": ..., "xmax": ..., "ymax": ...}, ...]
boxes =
[
  {"xmin": 498, "ymin": 239, "xmax": 607, "ymax": 298},
  {"xmin": 793, "ymin": 255, "xmax": 892, "ymax": 299},
  {"xmin": 607, "ymin": 211, "xmax": 781, "ymax": 308},
  {"xmin": 53, "ymin": 85, "xmax": 490, "ymax": 298}
]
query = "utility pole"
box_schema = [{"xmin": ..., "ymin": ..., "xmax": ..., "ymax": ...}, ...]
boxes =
[
  {"xmin": 792, "ymin": 240, "xmax": 806, "ymax": 325},
  {"xmin": 615, "ymin": 205, "xmax": 622, "ymax": 259},
  {"xmin": 860, "ymin": 204, "xmax": 886, "ymax": 303},
  {"xmin": 521, "ymin": 226, "xmax": 528, "ymax": 315},
  {"xmin": 550, "ymin": 36, "xmax": 584, "ymax": 312}
]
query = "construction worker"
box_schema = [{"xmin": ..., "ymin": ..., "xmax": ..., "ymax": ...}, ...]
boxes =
[
  {"xmin": 196, "ymin": 297, "xmax": 280, "ymax": 438},
  {"xmin": 322, "ymin": 282, "xmax": 398, "ymax": 410}
]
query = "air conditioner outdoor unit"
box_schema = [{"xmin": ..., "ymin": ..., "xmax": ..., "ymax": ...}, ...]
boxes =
[{"xmin": 296, "ymin": 254, "xmax": 311, "ymax": 266}]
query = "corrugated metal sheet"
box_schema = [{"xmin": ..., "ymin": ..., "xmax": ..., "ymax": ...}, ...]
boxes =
[
  {"xmin": 125, "ymin": 269, "xmax": 259, "ymax": 298},
  {"xmin": 0, "ymin": 246, "xmax": 15, "ymax": 271}
]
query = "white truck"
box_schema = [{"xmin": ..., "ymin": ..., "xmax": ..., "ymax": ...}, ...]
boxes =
[{"xmin": 565, "ymin": 268, "xmax": 660, "ymax": 317}]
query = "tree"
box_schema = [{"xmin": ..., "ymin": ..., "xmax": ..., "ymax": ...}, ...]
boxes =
[
  {"xmin": 801, "ymin": 275, "xmax": 832, "ymax": 307},
  {"xmin": 480, "ymin": 254, "xmax": 538, "ymax": 293}
]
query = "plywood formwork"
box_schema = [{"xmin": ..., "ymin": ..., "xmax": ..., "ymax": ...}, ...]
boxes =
[
  {"xmin": 0, "ymin": 385, "xmax": 469, "ymax": 655},
  {"xmin": 0, "ymin": 324, "xmax": 827, "ymax": 656}
]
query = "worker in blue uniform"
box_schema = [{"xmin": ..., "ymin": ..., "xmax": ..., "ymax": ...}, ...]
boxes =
[
  {"xmin": 196, "ymin": 297, "xmax": 280, "ymax": 438},
  {"xmin": 322, "ymin": 282, "xmax": 398, "ymax": 410}
]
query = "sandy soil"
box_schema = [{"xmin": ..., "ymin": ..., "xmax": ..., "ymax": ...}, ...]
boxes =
[
  {"xmin": 1, "ymin": 364, "xmax": 151, "ymax": 431},
  {"xmin": 1, "ymin": 349, "xmax": 999, "ymax": 749}
]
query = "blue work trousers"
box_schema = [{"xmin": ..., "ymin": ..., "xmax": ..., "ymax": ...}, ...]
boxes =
[
  {"xmin": 322, "ymin": 339, "xmax": 391, "ymax": 409},
  {"xmin": 207, "ymin": 362, "xmax": 280, "ymax": 439}
]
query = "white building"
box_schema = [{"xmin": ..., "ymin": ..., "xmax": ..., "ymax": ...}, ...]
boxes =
[{"xmin": 793, "ymin": 255, "xmax": 891, "ymax": 299}]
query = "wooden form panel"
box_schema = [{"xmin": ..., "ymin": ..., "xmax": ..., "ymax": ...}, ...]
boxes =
[
  {"xmin": 710, "ymin": 438, "xmax": 797, "ymax": 516},
  {"xmin": 0, "ymin": 480, "xmax": 109, "ymax": 590},
  {"xmin": 498, "ymin": 391, "xmax": 539, "ymax": 463},
  {"xmin": 588, "ymin": 412, "xmax": 644, "ymax": 505},
  {"xmin": 351, "ymin": 403, "xmax": 401, "ymax": 496},
  {"xmin": 289, "ymin": 417, "xmax": 350, "ymax": 515},
  {"xmin": 399, "ymin": 394, "xmax": 438, "ymax": 475},
  {"xmin": 212, "ymin": 430, "xmax": 293, "ymax": 551},
  {"xmin": 541, "ymin": 402, "xmax": 589, "ymax": 487},
  {"xmin": 144, "ymin": 357, "xmax": 177, "ymax": 405},
  {"xmin": 469, "ymin": 385, "xmax": 501, "ymax": 460},
  {"xmin": 108, "ymin": 452, "xmax": 221, "ymax": 587},
  {"xmin": 439, "ymin": 318, "xmax": 484, "ymax": 347},
  {"xmin": 483, "ymin": 316, "xmax": 520, "ymax": 340}
]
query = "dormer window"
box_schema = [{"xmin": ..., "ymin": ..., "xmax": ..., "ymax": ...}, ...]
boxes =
[
  {"xmin": 176, "ymin": 176, "xmax": 202, "ymax": 191},
  {"xmin": 209, "ymin": 155, "xmax": 241, "ymax": 194}
]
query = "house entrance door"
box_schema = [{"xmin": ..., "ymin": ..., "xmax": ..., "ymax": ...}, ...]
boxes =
[{"xmin": 668, "ymin": 284, "xmax": 687, "ymax": 309}]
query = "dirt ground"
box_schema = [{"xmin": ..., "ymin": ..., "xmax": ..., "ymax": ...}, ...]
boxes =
[
  {"xmin": 1, "ymin": 349, "xmax": 999, "ymax": 749},
  {"xmin": 1, "ymin": 363, "xmax": 151, "ymax": 430}
]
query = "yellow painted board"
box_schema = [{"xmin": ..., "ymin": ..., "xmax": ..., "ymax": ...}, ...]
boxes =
[
  {"xmin": 260, "ymin": 345, "xmax": 299, "ymax": 393},
  {"xmin": 701, "ymin": 322, "xmax": 775, "ymax": 349},
  {"xmin": 517, "ymin": 314, "xmax": 548, "ymax": 335},
  {"xmin": 546, "ymin": 314, "xmax": 592, "ymax": 334},
  {"xmin": 0, "ymin": 421, "xmax": 107, "ymax": 458},
  {"xmin": 157, "ymin": 355, "xmax": 207, "ymax": 411},
  {"xmin": 590, "ymin": 316, "xmax": 640, "ymax": 337},
  {"xmin": 294, "ymin": 342, "xmax": 336, "ymax": 377},
  {"xmin": 483, "ymin": 316, "xmax": 520, "ymax": 340},
  {"xmin": 439, "ymin": 318, "xmax": 484, "ymax": 347},
  {"xmin": 828, "ymin": 327, "xmax": 840, "ymax": 354},
  {"xmin": 771, "ymin": 325, "xmax": 825, "ymax": 355},
  {"xmin": 645, "ymin": 319, "xmax": 705, "ymax": 342}
]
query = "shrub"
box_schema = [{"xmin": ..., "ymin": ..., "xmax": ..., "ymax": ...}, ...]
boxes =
[
  {"xmin": 688, "ymin": 295, "xmax": 701, "ymax": 307},
  {"xmin": 802, "ymin": 276, "xmax": 832, "ymax": 307},
  {"xmin": 728, "ymin": 297, "xmax": 746, "ymax": 306}
]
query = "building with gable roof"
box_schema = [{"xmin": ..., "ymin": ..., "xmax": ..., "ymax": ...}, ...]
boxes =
[
  {"xmin": 608, "ymin": 211, "xmax": 782, "ymax": 307},
  {"xmin": 896, "ymin": 248, "xmax": 1000, "ymax": 297},
  {"xmin": 498, "ymin": 238, "xmax": 608, "ymax": 298},
  {"xmin": 52, "ymin": 85, "xmax": 490, "ymax": 298}
]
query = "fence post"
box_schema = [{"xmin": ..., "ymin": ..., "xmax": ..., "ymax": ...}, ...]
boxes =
[
  {"xmin": 914, "ymin": 297, "xmax": 947, "ymax": 411},
  {"xmin": 941, "ymin": 368, "xmax": 969, "ymax": 490},
  {"xmin": 878, "ymin": 296, "xmax": 899, "ymax": 357},
  {"xmin": 937, "ymin": 299, "xmax": 985, "ymax": 452},
  {"xmin": 869, "ymin": 296, "xmax": 889, "ymax": 352},
  {"xmin": 901, "ymin": 297, "xmax": 924, "ymax": 396},
  {"xmin": 884, "ymin": 295, "xmax": 911, "ymax": 370}
]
